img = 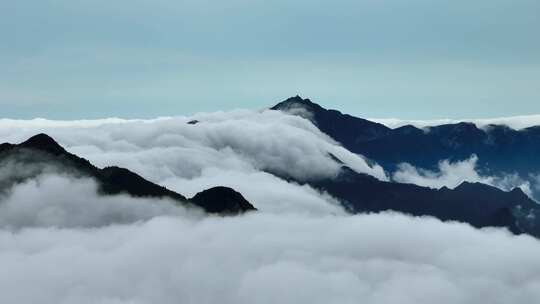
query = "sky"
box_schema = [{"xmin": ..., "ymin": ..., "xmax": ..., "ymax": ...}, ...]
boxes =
[{"xmin": 1, "ymin": 0, "xmax": 539, "ymax": 119}]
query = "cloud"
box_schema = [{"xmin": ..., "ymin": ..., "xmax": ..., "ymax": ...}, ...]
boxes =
[
  {"xmin": 2, "ymin": 111, "xmax": 540, "ymax": 303},
  {"xmin": 0, "ymin": 173, "xmax": 197, "ymax": 229},
  {"xmin": 0, "ymin": 117, "xmax": 167, "ymax": 129},
  {"xmin": 1, "ymin": 212, "xmax": 540, "ymax": 304},
  {"xmin": 0, "ymin": 109, "xmax": 387, "ymax": 182},
  {"xmin": 0, "ymin": 110, "xmax": 362, "ymax": 216},
  {"xmin": 371, "ymin": 114, "xmax": 540, "ymax": 130},
  {"xmin": 392, "ymin": 155, "xmax": 491, "ymax": 188},
  {"xmin": 533, "ymin": 174, "xmax": 540, "ymax": 192},
  {"xmin": 0, "ymin": 109, "xmax": 387, "ymax": 217},
  {"xmin": 392, "ymin": 155, "xmax": 533, "ymax": 197},
  {"xmin": 160, "ymin": 167, "xmax": 346, "ymax": 215}
]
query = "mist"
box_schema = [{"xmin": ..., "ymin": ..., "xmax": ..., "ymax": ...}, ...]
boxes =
[
  {"xmin": 1, "ymin": 212, "xmax": 540, "ymax": 304},
  {"xmin": 371, "ymin": 114, "xmax": 540, "ymax": 130},
  {"xmin": 0, "ymin": 173, "xmax": 196, "ymax": 229},
  {"xmin": 1, "ymin": 110, "xmax": 540, "ymax": 303},
  {"xmin": 393, "ymin": 155, "xmax": 534, "ymax": 197}
]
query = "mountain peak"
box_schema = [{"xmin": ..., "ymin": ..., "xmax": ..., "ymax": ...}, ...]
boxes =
[
  {"xmin": 286, "ymin": 95, "xmax": 310, "ymax": 103},
  {"xmin": 451, "ymin": 122, "xmax": 479, "ymax": 132},
  {"xmin": 0, "ymin": 143, "xmax": 14, "ymax": 153},
  {"xmin": 1, "ymin": 135, "xmax": 257, "ymax": 215},
  {"xmin": 509, "ymin": 187, "xmax": 530, "ymax": 200},
  {"xmin": 272, "ymin": 96, "xmax": 392, "ymax": 144},
  {"xmin": 20, "ymin": 133, "xmax": 66, "ymax": 155},
  {"xmin": 271, "ymin": 95, "xmax": 318, "ymax": 111},
  {"xmin": 454, "ymin": 181, "xmax": 479, "ymax": 190},
  {"xmin": 191, "ymin": 186, "xmax": 256, "ymax": 214}
]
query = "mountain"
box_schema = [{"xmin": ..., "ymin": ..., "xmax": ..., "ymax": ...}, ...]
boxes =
[
  {"xmin": 0, "ymin": 134, "xmax": 256, "ymax": 215},
  {"xmin": 272, "ymin": 95, "xmax": 391, "ymax": 143},
  {"xmin": 309, "ymin": 167, "xmax": 539, "ymax": 236},
  {"xmin": 271, "ymin": 96, "xmax": 540, "ymax": 236},
  {"xmin": 191, "ymin": 186, "xmax": 255, "ymax": 215},
  {"xmin": 3, "ymin": 129, "xmax": 538, "ymax": 236},
  {"xmin": 271, "ymin": 161, "xmax": 539, "ymax": 236},
  {"xmin": 272, "ymin": 96, "xmax": 540, "ymax": 198}
]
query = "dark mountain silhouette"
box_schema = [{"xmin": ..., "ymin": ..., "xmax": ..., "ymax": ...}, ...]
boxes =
[
  {"xmin": 191, "ymin": 186, "xmax": 255, "ymax": 215},
  {"xmin": 272, "ymin": 96, "xmax": 391, "ymax": 143},
  {"xmin": 3, "ymin": 130, "xmax": 539, "ymax": 236},
  {"xmin": 272, "ymin": 96, "xmax": 540, "ymax": 199},
  {"xmin": 308, "ymin": 167, "xmax": 539, "ymax": 236},
  {"xmin": 268, "ymin": 162, "xmax": 540, "ymax": 236},
  {"xmin": 0, "ymin": 134, "xmax": 256, "ymax": 215},
  {"xmin": 271, "ymin": 96, "xmax": 540, "ymax": 236}
]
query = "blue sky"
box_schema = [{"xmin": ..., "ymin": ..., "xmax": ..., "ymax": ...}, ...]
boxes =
[{"xmin": 1, "ymin": 0, "xmax": 539, "ymax": 119}]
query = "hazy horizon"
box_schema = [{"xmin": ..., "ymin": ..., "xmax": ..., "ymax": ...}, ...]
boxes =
[
  {"xmin": 4, "ymin": 1, "xmax": 540, "ymax": 303},
  {"xmin": 2, "ymin": 94, "xmax": 540, "ymax": 122}
]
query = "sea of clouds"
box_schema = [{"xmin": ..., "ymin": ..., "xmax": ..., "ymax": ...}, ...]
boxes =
[
  {"xmin": 1, "ymin": 109, "xmax": 540, "ymax": 303},
  {"xmin": 371, "ymin": 114, "xmax": 540, "ymax": 130},
  {"xmin": 392, "ymin": 155, "xmax": 536, "ymax": 198},
  {"xmin": 2, "ymin": 212, "xmax": 540, "ymax": 304}
]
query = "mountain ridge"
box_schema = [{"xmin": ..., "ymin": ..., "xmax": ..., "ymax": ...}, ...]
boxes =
[
  {"xmin": 307, "ymin": 165, "xmax": 537, "ymax": 235},
  {"xmin": 272, "ymin": 96, "xmax": 540, "ymax": 198},
  {"xmin": 0, "ymin": 133, "xmax": 256, "ymax": 215},
  {"xmin": 271, "ymin": 97, "xmax": 540, "ymax": 236}
]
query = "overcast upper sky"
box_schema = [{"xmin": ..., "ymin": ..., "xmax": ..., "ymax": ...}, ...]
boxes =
[{"xmin": 2, "ymin": 0, "xmax": 539, "ymax": 119}]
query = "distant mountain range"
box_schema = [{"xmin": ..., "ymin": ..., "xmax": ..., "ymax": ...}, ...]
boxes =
[
  {"xmin": 2, "ymin": 100, "xmax": 540, "ymax": 237},
  {"xmin": 310, "ymin": 167, "xmax": 538, "ymax": 236},
  {"xmin": 272, "ymin": 96, "xmax": 540, "ymax": 199},
  {"xmin": 0, "ymin": 134, "xmax": 256, "ymax": 215},
  {"xmin": 272, "ymin": 96, "xmax": 540, "ymax": 237}
]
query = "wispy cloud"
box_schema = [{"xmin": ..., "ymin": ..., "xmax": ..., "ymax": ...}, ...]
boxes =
[
  {"xmin": 372, "ymin": 115, "xmax": 540, "ymax": 130},
  {"xmin": 393, "ymin": 155, "xmax": 533, "ymax": 197},
  {"xmin": 1, "ymin": 110, "xmax": 540, "ymax": 303}
]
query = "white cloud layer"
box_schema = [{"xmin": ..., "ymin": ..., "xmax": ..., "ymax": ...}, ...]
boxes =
[
  {"xmin": 2, "ymin": 111, "xmax": 540, "ymax": 303},
  {"xmin": 0, "ymin": 174, "xmax": 198, "ymax": 229},
  {"xmin": 0, "ymin": 109, "xmax": 387, "ymax": 215},
  {"xmin": 0, "ymin": 109, "xmax": 387, "ymax": 183},
  {"xmin": 1, "ymin": 212, "xmax": 540, "ymax": 304},
  {"xmin": 393, "ymin": 155, "xmax": 533, "ymax": 197},
  {"xmin": 371, "ymin": 114, "xmax": 540, "ymax": 130}
]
